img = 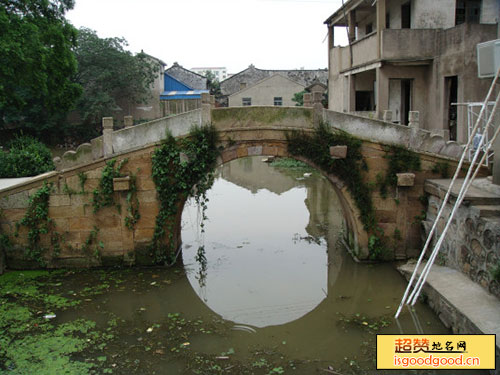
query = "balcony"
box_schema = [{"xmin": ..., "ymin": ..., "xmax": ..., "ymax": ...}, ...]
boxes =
[
  {"xmin": 329, "ymin": 33, "xmax": 378, "ymax": 74},
  {"xmin": 381, "ymin": 29, "xmax": 438, "ymax": 62}
]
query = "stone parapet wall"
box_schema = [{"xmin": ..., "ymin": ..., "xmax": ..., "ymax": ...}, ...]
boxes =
[
  {"xmin": 54, "ymin": 110, "xmax": 203, "ymax": 171},
  {"xmin": 323, "ymin": 109, "xmax": 465, "ymax": 160},
  {"xmin": 424, "ymin": 193, "xmax": 500, "ymax": 298}
]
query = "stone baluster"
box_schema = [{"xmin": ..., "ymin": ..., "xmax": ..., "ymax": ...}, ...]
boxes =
[{"xmin": 102, "ymin": 117, "xmax": 114, "ymax": 157}]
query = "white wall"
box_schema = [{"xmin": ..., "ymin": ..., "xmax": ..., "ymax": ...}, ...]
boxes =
[{"xmin": 481, "ymin": 0, "xmax": 500, "ymax": 24}]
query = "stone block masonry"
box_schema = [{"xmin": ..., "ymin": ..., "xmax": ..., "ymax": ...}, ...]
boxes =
[{"xmin": 0, "ymin": 107, "xmax": 485, "ymax": 268}]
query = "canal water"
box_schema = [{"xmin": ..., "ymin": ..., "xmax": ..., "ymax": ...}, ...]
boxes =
[{"xmin": 1, "ymin": 156, "xmax": 485, "ymax": 374}]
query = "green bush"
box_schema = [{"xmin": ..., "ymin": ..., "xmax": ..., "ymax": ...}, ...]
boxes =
[{"xmin": 0, "ymin": 136, "xmax": 55, "ymax": 177}]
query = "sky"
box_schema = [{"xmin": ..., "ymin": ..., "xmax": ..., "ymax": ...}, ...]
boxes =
[{"xmin": 66, "ymin": 0, "xmax": 347, "ymax": 75}]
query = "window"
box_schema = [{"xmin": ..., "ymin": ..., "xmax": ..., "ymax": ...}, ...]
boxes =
[
  {"xmin": 274, "ymin": 97, "xmax": 283, "ymax": 106},
  {"xmin": 456, "ymin": 0, "xmax": 481, "ymax": 25},
  {"xmin": 365, "ymin": 23, "xmax": 373, "ymax": 35},
  {"xmin": 386, "ymin": 12, "xmax": 390, "ymax": 28},
  {"xmin": 401, "ymin": 1, "xmax": 411, "ymax": 28},
  {"xmin": 242, "ymin": 97, "xmax": 251, "ymax": 106}
]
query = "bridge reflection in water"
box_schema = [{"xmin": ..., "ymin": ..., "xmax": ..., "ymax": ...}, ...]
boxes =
[{"xmin": 179, "ymin": 156, "xmax": 450, "ymax": 361}]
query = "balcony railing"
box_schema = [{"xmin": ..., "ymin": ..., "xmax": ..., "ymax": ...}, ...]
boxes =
[{"xmin": 381, "ymin": 29, "xmax": 438, "ymax": 61}]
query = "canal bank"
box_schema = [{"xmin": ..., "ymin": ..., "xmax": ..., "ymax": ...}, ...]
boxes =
[
  {"xmin": 397, "ymin": 176, "xmax": 500, "ymax": 374},
  {"xmin": 398, "ymin": 261, "xmax": 500, "ymax": 374}
]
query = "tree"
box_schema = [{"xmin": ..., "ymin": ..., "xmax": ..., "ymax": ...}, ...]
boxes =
[
  {"xmin": 204, "ymin": 70, "xmax": 221, "ymax": 97},
  {"xmin": 292, "ymin": 90, "xmax": 306, "ymax": 106},
  {"xmin": 0, "ymin": 0, "xmax": 81, "ymax": 134},
  {"xmin": 73, "ymin": 28, "xmax": 158, "ymax": 126}
]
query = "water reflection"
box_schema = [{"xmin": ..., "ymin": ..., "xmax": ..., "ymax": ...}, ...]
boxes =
[{"xmin": 181, "ymin": 157, "xmax": 344, "ymax": 327}]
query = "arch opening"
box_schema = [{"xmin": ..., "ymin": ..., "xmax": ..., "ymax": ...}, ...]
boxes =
[{"xmin": 179, "ymin": 155, "xmax": 351, "ymax": 328}]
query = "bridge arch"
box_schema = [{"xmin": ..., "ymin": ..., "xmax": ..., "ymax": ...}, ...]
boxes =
[
  {"xmin": 206, "ymin": 135, "xmax": 369, "ymax": 258},
  {"xmin": 1, "ymin": 106, "xmax": 471, "ymax": 268}
]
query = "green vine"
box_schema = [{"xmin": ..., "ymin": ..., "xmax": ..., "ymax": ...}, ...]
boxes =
[
  {"xmin": 379, "ymin": 145, "xmax": 421, "ymax": 198},
  {"xmin": 14, "ymin": 182, "xmax": 54, "ymax": 265},
  {"xmin": 287, "ymin": 122, "xmax": 374, "ymax": 231},
  {"xmin": 150, "ymin": 125, "xmax": 218, "ymax": 264},
  {"xmin": 0, "ymin": 209, "xmax": 11, "ymax": 256},
  {"xmin": 78, "ymin": 172, "xmax": 88, "ymax": 193},
  {"xmin": 286, "ymin": 122, "xmax": 392, "ymax": 260},
  {"xmin": 81, "ymin": 226, "xmax": 102, "ymax": 260},
  {"xmin": 92, "ymin": 158, "xmax": 127, "ymax": 213},
  {"xmin": 124, "ymin": 174, "xmax": 140, "ymax": 230}
]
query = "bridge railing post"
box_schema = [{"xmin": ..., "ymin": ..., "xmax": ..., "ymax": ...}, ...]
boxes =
[
  {"xmin": 102, "ymin": 117, "xmax": 114, "ymax": 157},
  {"xmin": 303, "ymin": 93, "xmax": 313, "ymax": 108},
  {"xmin": 201, "ymin": 92, "xmax": 211, "ymax": 124},
  {"xmin": 383, "ymin": 110, "xmax": 393, "ymax": 122},
  {"xmin": 408, "ymin": 111, "xmax": 420, "ymax": 128},
  {"xmin": 124, "ymin": 115, "xmax": 133, "ymax": 128},
  {"xmin": 313, "ymin": 91, "xmax": 324, "ymax": 125}
]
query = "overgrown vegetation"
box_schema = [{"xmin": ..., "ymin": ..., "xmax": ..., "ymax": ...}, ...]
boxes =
[
  {"xmin": 432, "ymin": 161, "xmax": 450, "ymax": 178},
  {"xmin": 92, "ymin": 158, "xmax": 127, "ymax": 213},
  {"xmin": 269, "ymin": 157, "xmax": 311, "ymax": 171},
  {"xmin": 287, "ymin": 123, "xmax": 374, "ymax": 231},
  {"xmin": 490, "ymin": 261, "xmax": 500, "ymax": 283},
  {"xmin": 150, "ymin": 125, "xmax": 218, "ymax": 264},
  {"xmin": 0, "ymin": 135, "xmax": 55, "ymax": 178},
  {"xmin": 14, "ymin": 182, "xmax": 54, "ymax": 264},
  {"xmin": 378, "ymin": 145, "xmax": 421, "ymax": 198},
  {"xmin": 286, "ymin": 123, "xmax": 394, "ymax": 260}
]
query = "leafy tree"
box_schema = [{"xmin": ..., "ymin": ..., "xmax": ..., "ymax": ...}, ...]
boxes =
[
  {"xmin": 292, "ymin": 90, "xmax": 306, "ymax": 106},
  {"xmin": 204, "ymin": 70, "xmax": 221, "ymax": 97},
  {"xmin": 0, "ymin": 135, "xmax": 55, "ymax": 177},
  {"xmin": 73, "ymin": 28, "xmax": 159, "ymax": 126},
  {"xmin": 0, "ymin": 0, "xmax": 81, "ymax": 134}
]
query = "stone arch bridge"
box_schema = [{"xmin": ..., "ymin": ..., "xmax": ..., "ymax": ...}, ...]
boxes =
[{"xmin": 0, "ymin": 104, "xmax": 473, "ymax": 268}]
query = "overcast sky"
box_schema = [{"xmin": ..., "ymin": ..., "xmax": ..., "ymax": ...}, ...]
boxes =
[{"xmin": 67, "ymin": 0, "xmax": 347, "ymax": 75}]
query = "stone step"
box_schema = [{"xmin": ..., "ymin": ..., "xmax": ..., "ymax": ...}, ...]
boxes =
[
  {"xmin": 425, "ymin": 179, "xmax": 500, "ymax": 206},
  {"xmin": 398, "ymin": 262, "xmax": 500, "ymax": 354},
  {"xmin": 474, "ymin": 205, "xmax": 500, "ymax": 218}
]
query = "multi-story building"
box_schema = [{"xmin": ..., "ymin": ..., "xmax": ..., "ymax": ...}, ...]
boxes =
[
  {"xmin": 191, "ymin": 67, "xmax": 229, "ymax": 81},
  {"xmin": 324, "ymin": 0, "xmax": 499, "ymax": 142}
]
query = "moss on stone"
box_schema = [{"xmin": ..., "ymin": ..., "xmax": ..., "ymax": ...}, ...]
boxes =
[{"xmin": 212, "ymin": 107, "xmax": 312, "ymax": 124}]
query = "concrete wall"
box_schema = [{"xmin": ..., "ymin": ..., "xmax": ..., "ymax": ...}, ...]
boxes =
[
  {"xmin": 412, "ymin": 0, "xmax": 455, "ymax": 29},
  {"xmin": 481, "ymin": 0, "xmax": 500, "ymax": 24},
  {"xmin": 356, "ymin": 10, "xmax": 377, "ymax": 39},
  {"xmin": 228, "ymin": 74, "xmax": 305, "ymax": 107}
]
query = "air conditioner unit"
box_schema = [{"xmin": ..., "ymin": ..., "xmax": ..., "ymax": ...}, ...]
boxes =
[{"xmin": 477, "ymin": 39, "xmax": 500, "ymax": 78}]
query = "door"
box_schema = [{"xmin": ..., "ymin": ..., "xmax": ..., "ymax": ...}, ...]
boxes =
[{"xmin": 401, "ymin": 79, "xmax": 412, "ymax": 125}]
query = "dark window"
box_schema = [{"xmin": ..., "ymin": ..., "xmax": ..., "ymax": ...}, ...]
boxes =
[
  {"xmin": 401, "ymin": 1, "xmax": 411, "ymax": 28},
  {"xmin": 456, "ymin": 0, "xmax": 481, "ymax": 25},
  {"xmin": 242, "ymin": 97, "xmax": 251, "ymax": 106},
  {"xmin": 445, "ymin": 76, "xmax": 458, "ymax": 141},
  {"xmin": 365, "ymin": 23, "xmax": 373, "ymax": 34},
  {"xmin": 273, "ymin": 97, "xmax": 283, "ymax": 106},
  {"xmin": 355, "ymin": 91, "xmax": 374, "ymax": 111},
  {"xmin": 386, "ymin": 12, "xmax": 390, "ymax": 28}
]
